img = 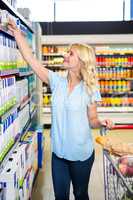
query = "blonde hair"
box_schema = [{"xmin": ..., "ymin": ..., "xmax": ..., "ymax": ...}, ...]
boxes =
[{"xmin": 70, "ymin": 43, "xmax": 98, "ymax": 94}]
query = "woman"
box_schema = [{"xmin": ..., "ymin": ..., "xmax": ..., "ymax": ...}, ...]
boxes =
[{"xmin": 8, "ymin": 19, "xmax": 113, "ymax": 200}]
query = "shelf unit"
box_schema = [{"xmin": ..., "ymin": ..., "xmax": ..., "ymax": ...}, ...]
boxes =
[
  {"xmin": 41, "ymin": 37, "xmax": 133, "ymax": 125},
  {"xmin": 0, "ymin": 1, "xmax": 42, "ymax": 199}
]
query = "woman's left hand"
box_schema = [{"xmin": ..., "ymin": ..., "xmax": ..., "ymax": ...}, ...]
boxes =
[{"xmin": 100, "ymin": 119, "xmax": 114, "ymax": 129}]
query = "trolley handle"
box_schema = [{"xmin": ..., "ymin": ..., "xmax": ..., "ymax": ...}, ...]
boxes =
[
  {"xmin": 100, "ymin": 126, "xmax": 108, "ymax": 136},
  {"xmin": 100, "ymin": 122, "xmax": 116, "ymax": 136}
]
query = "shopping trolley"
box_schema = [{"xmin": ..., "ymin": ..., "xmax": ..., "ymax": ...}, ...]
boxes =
[{"xmin": 100, "ymin": 127, "xmax": 133, "ymax": 200}]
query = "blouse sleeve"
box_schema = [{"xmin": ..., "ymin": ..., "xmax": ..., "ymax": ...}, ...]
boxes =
[
  {"xmin": 48, "ymin": 70, "xmax": 61, "ymax": 92},
  {"xmin": 91, "ymin": 89, "xmax": 102, "ymax": 103}
]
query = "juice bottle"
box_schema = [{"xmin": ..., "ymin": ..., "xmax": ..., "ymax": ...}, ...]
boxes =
[
  {"xmin": 102, "ymin": 67, "xmax": 106, "ymax": 79},
  {"xmin": 112, "ymin": 56, "xmax": 115, "ymax": 67},
  {"xmin": 122, "ymin": 80, "xmax": 125, "ymax": 92},
  {"xmin": 131, "ymin": 69, "xmax": 133, "ymax": 78},
  {"xmin": 120, "ymin": 67, "xmax": 124, "ymax": 78},
  {"xmin": 105, "ymin": 80, "xmax": 109, "ymax": 92},
  {"xmin": 98, "ymin": 68, "xmax": 102, "ymax": 79},
  {"xmin": 115, "ymin": 67, "xmax": 118, "ymax": 78},
  {"xmin": 117, "ymin": 97, "xmax": 120, "ymax": 107},
  {"xmin": 42, "ymin": 46, "xmax": 48, "ymax": 54},
  {"xmin": 131, "ymin": 56, "xmax": 133, "ymax": 65},
  {"xmin": 99, "ymin": 80, "xmax": 102, "ymax": 93},
  {"xmin": 123, "ymin": 68, "xmax": 126, "ymax": 78},
  {"xmin": 113, "ymin": 80, "xmax": 117, "ymax": 92},
  {"xmin": 105, "ymin": 54, "xmax": 108, "ymax": 66},
  {"xmin": 108, "ymin": 55, "xmax": 112, "ymax": 67},
  {"xmin": 107, "ymin": 96, "xmax": 110, "ymax": 107},
  {"xmin": 105, "ymin": 67, "xmax": 108, "ymax": 79},
  {"xmin": 130, "ymin": 94, "xmax": 133, "ymax": 106},
  {"xmin": 109, "ymin": 80, "xmax": 113, "ymax": 93},
  {"xmin": 105, "ymin": 95, "xmax": 108, "ymax": 107},
  {"xmin": 43, "ymin": 95, "xmax": 49, "ymax": 106},
  {"xmin": 109, "ymin": 68, "xmax": 112, "ymax": 79},
  {"xmin": 125, "ymin": 57, "xmax": 128, "ymax": 67},
  {"xmin": 111, "ymin": 96, "xmax": 114, "ymax": 107},
  {"xmin": 118, "ymin": 80, "xmax": 121, "ymax": 92},
  {"xmin": 128, "ymin": 95, "xmax": 131, "ymax": 106},
  {"xmin": 102, "ymin": 81, "xmax": 106, "ymax": 93},
  {"xmin": 127, "ymin": 81, "xmax": 131, "ymax": 92},
  {"xmin": 127, "ymin": 56, "xmax": 131, "ymax": 67},
  {"xmin": 104, "ymin": 96, "xmax": 107, "ymax": 107},
  {"xmin": 110, "ymin": 96, "xmax": 113, "ymax": 107},
  {"xmin": 112, "ymin": 67, "xmax": 115, "ymax": 78},
  {"xmin": 101, "ymin": 97, "xmax": 105, "ymax": 107},
  {"xmin": 127, "ymin": 69, "xmax": 131, "ymax": 78}
]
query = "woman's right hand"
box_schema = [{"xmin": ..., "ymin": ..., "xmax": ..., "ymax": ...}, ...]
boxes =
[{"xmin": 7, "ymin": 18, "xmax": 20, "ymax": 35}]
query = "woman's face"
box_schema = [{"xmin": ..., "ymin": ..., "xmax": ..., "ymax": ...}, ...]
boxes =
[{"xmin": 63, "ymin": 47, "xmax": 81, "ymax": 72}]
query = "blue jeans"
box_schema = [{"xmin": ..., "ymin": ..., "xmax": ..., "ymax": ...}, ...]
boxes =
[{"xmin": 52, "ymin": 151, "xmax": 95, "ymax": 200}]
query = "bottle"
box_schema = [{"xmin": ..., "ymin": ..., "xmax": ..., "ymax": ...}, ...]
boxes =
[
  {"xmin": 42, "ymin": 46, "xmax": 48, "ymax": 54},
  {"xmin": 120, "ymin": 67, "xmax": 124, "ymax": 78},
  {"xmin": 127, "ymin": 81, "xmax": 130, "ymax": 92},
  {"xmin": 0, "ymin": 10, "xmax": 9, "ymax": 28},
  {"xmin": 43, "ymin": 95, "xmax": 49, "ymax": 106},
  {"xmin": 109, "ymin": 80, "xmax": 113, "ymax": 93},
  {"xmin": 0, "ymin": 34, "xmax": 7, "ymax": 70},
  {"xmin": 122, "ymin": 80, "xmax": 126, "ymax": 93},
  {"xmin": 118, "ymin": 80, "xmax": 121, "ymax": 92},
  {"xmin": 113, "ymin": 80, "xmax": 117, "ymax": 92}
]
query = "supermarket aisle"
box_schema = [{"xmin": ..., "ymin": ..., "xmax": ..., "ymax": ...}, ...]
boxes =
[{"xmin": 32, "ymin": 128, "xmax": 133, "ymax": 200}]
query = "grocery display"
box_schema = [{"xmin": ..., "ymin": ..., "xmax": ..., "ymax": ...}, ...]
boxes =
[
  {"xmin": 41, "ymin": 43, "xmax": 133, "ymax": 125},
  {"xmin": 96, "ymin": 48, "xmax": 133, "ymax": 107},
  {"xmin": 0, "ymin": 0, "xmax": 44, "ymax": 199}
]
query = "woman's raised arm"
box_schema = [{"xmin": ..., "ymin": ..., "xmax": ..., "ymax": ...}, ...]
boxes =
[{"xmin": 8, "ymin": 18, "xmax": 49, "ymax": 84}]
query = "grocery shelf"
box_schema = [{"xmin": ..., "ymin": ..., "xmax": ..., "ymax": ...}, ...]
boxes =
[
  {"xmin": 98, "ymin": 111, "xmax": 133, "ymax": 124},
  {"xmin": 0, "ymin": 26, "xmax": 14, "ymax": 38},
  {"xmin": 99, "ymin": 78, "xmax": 133, "ymax": 80},
  {"xmin": 30, "ymin": 107, "xmax": 37, "ymax": 119},
  {"xmin": 0, "ymin": 133, "xmax": 21, "ymax": 173},
  {"xmin": 18, "ymin": 71, "xmax": 34, "ymax": 77},
  {"xmin": 42, "ymin": 64, "xmax": 64, "ymax": 68},
  {"xmin": 20, "ymin": 120, "xmax": 32, "ymax": 138},
  {"xmin": 19, "ymin": 96, "xmax": 31, "ymax": 110},
  {"xmin": 101, "ymin": 91, "xmax": 133, "ymax": 95},
  {"xmin": 0, "ymin": 103, "xmax": 19, "ymax": 122},
  {"xmin": 0, "ymin": 4, "xmax": 40, "ymax": 198},
  {"xmin": 0, "ymin": 0, "xmax": 33, "ymax": 33},
  {"xmin": 0, "ymin": 69, "xmax": 19, "ymax": 76},
  {"xmin": 0, "ymin": 105, "xmax": 36, "ymax": 173},
  {"xmin": 42, "ymin": 53, "xmax": 63, "ymax": 56},
  {"xmin": 98, "ymin": 106, "xmax": 133, "ymax": 113},
  {"xmin": 96, "ymin": 65, "xmax": 133, "ymax": 68},
  {"xmin": 42, "ymin": 106, "xmax": 133, "ymax": 114},
  {"xmin": 30, "ymin": 90, "xmax": 37, "ymax": 100}
]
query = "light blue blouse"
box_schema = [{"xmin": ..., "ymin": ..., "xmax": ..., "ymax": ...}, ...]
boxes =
[{"xmin": 48, "ymin": 70, "xmax": 101, "ymax": 161}]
